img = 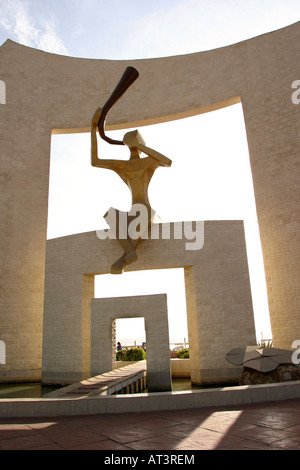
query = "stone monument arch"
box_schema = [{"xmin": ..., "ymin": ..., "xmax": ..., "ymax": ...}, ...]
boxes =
[
  {"xmin": 0, "ymin": 21, "xmax": 299, "ymax": 382},
  {"xmin": 91, "ymin": 294, "xmax": 172, "ymax": 392},
  {"xmin": 42, "ymin": 221, "xmax": 256, "ymax": 386}
]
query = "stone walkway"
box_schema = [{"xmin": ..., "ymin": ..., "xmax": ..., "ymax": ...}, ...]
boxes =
[
  {"xmin": 0, "ymin": 399, "xmax": 299, "ymax": 450},
  {"xmin": 44, "ymin": 361, "xmax": 147, "ymax": 398}
]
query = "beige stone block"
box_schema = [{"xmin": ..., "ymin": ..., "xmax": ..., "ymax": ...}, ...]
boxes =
[{"xmin": 42, "ymin": 221, "xmax": 256, "ymax": 386}]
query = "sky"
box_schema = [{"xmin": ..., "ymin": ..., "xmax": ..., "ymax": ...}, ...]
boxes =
[
  {"xmin": 0, "ymin": 0, "xmax": 299, "ymax": 59},
  {"xmin": 1, "ymin": 0, "xmax": 299, "ymax": 345}
]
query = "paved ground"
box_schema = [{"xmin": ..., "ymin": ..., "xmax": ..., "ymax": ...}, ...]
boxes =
[{"xmin": 0, "ymin": 399, "xmax": 299, "ymax": 450}]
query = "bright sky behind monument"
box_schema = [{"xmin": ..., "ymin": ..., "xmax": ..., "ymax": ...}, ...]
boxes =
[{"xmin": 1, "ymin": 0, "xmax": 299, "ymax": 344}]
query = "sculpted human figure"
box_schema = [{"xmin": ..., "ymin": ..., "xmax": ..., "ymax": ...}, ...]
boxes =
[{"xmin": 91, "ymin": 68, "xmax": 172, "ymax": 274}]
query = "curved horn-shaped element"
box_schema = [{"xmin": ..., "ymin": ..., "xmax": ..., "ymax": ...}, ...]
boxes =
[{"xmin": 98, "ymin": 66, "xmax": 139, "ymax": 145}]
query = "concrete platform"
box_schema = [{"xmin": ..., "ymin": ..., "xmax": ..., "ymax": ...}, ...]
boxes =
[
  {"xmin": 0, "ymin": 399, "xmax": 299, "ymax": 450},
  {"xmin": 0, "ymin": 380, "xmax": 299, "ymax": 419},
  {"xmin": 44, "ymin": 361, "xmax": 147, "ymax": 398}
]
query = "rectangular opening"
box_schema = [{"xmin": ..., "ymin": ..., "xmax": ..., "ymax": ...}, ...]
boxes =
[
  {"xmin": 95, "ymin": 268, "xmax": 189, "ymax": 352},
  {"xmin": 114, "ymin": 317, "xmax": 146, "ymax": 371}
]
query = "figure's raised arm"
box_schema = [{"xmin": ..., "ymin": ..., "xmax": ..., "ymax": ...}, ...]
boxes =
[
  {"xmin": 91, "ymin": 107, "xmax": 118, "ymax": 169},
  {"xmin": 123, "ymin": 130, "xmax": 172, "ymax": 167}
]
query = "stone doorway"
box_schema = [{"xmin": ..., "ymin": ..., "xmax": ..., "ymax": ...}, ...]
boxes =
[{"xmin": 91, "ymin": 294, "xmax": 172, "ymax": 392}]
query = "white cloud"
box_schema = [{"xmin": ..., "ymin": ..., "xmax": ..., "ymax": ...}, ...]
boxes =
[
  {"xmin": 12, "ymin": 2, "xmax": 39, "ymax": 44},
  {"xmin": 38, "ymin": 20, "xmax": 67, "ymax": 55},
  {"xmin": 115, "ymin": 0, "xmax": 300, "ymax": 59},
  {"xmin": 0, "ymin": 0, "xmax": 67, "ymax": 54}
]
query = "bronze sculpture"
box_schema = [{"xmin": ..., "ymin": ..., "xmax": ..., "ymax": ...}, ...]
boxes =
[{"xmin": 91, "ymin": 67, "xmax": 172, "ymax": 274}]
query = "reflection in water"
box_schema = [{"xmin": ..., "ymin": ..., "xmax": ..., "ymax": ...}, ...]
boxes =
[
  {"xmin": 141, "ymin": 378, "xmax": 238, "ymax": 394},
  {"xmin": 0, "ymin": 379, "xmax": 238, "ymax": 398},
  {"xmin": 0, "ymin": 382, "xmax": 59, "ymax": 398}
]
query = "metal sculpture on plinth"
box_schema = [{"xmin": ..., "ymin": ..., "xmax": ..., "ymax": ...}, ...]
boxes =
[{"xmin": 91, "ymin": 67, "xmax": 172, "ymax": 274}]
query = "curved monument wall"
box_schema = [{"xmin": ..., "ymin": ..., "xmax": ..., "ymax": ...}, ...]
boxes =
[{"xmin": 0, "ymin": 22, "xmax": 299, "ymax": 380}]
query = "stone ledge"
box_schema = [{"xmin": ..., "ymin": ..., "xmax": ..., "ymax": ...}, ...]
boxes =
[
  {"xmin": 170, "ymin": 358, "xmax": 190, "ymax": 378},
  {"xmin": 0, "ymin": 380, "xmax": 299, "ymax": 418}
]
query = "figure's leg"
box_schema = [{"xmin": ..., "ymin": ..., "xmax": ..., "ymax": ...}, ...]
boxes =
[
  {"xmin": 116, "ymin": 212, "xmax": 141, "ymax": 265},
  {"xmin": 105, "ymin": 206, "xmax": 152, "ymax": 273},
  {"xmin": 111, "ymin": 238, "xmax": 142, "ymax": 274},
  {"xmin": 117, "ymin": 237, "xmax": 138, "ymax": 265},
  {"xmin": 111, "ymin": 253, "xmax": 127, "ymax": 274},
  {"xmin": 125, "ymin": 251, "xmax": 138, "ymax": 264},
  {"xmin": 125, "ymin": 238, "xmax": 141, "ymax": 265},
  {"xmin": 104, "ymin": 208, "xmax": 136, "ymax": 272}
]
